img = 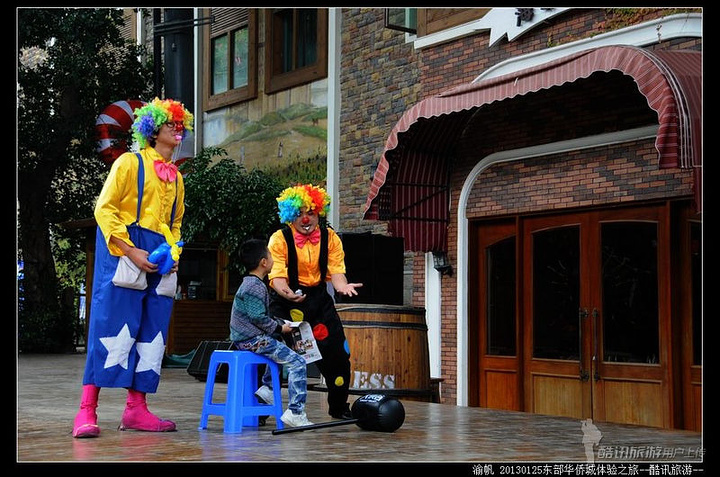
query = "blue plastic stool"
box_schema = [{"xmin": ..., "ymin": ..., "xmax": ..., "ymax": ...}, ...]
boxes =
[{"xmin": 198, "ymin": 350, "xmax": 285, "ymax": 433}]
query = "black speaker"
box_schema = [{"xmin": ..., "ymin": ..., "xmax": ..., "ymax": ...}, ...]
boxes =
[
  {"xmin": 186, "ymin": 340, "xmax": 234, "ymax": 383},
  {"xmin": 338, "ymin": 233, "xmax": 404, "ymax": 305}
]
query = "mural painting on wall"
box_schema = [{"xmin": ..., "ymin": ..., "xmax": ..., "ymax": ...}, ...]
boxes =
[{"xmin": 204, "ymin": 101, "xmax": 328, "ymax": 187}]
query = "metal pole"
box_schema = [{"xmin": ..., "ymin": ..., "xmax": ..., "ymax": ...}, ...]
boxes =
[{"xmin": 272, "ymin": 419, "xmax": 359, "ymax": 435}]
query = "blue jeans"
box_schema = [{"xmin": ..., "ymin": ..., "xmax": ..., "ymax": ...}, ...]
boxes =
[{"xmin": 233, "ymin": 335, "xmax": 307, "ymax": 414}]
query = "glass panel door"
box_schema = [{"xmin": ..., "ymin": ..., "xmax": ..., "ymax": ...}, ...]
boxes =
[
  {"xmin": 523, "ymin": 213, "xmax": 590, "ymax": 420},
  {"xmin": 476, "ymin": 221, "xmax": 520, "ymax": 410},
  {"xmin": 477, "ymin": 205, "xmax": 675, "ymax": 427},
  {"xmin": 593, "ymin": 207, "xmax": 669, "ymax": 427}
]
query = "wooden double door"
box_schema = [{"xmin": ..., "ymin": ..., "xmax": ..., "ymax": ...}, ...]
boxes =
[{"xmin": 474, "ymin": 202, "xmax": 700, "ymax": 429}]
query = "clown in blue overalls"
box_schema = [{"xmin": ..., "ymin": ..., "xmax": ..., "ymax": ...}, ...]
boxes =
[{"xmin": 72, "ymin": 98, "xmax": 193, "ymax": 438}]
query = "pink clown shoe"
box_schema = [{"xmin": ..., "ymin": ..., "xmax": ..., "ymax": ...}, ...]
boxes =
[
  {"xmin": 73, "ymin": 407, "xmax": 101, "ymax": 438},
  {"xmin": 119, "ymin": 389, "xmax": 176, "ymax": 432},
  {"xmin": 72, "ymin": 385, "xmax": 101, "ymax": 438}
]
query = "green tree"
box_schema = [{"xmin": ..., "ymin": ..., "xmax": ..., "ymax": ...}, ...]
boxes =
[
  {"xmin": 180, "ymin": 147, "xmax": 285, "ymax": 275},
  {"xmin": 17, "ymin": 8, "xmax": 154, "ymax": 352}
]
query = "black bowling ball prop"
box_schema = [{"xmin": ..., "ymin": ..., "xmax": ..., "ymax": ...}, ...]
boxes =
[{"xmin": 272, "ymin": 394, "xmax": 405, "ymax": 435}]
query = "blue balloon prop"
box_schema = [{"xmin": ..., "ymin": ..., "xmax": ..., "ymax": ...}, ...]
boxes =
[
  {"xmin": 148, "ymin": 240, "xmax": 184, "ymax": 275},
  {"xmin": 143, "ymin": 209, "xmax": 184, "ymax": 275}
]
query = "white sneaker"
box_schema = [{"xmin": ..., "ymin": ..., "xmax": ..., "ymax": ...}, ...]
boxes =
[
  {"xmin": 254, "ymin": 385, "xmax": 274, "ymax": 405},
  {"xmin": 280, "ymin": 409, "xmax": 314, "ymax": 427}
]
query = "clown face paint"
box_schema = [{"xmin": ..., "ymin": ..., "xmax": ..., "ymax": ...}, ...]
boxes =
[{"xmin": 293, "ymin": 207, "xmax": 319, "ymax": 235}]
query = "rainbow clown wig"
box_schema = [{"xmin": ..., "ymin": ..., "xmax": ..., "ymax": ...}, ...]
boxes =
[
  {"xmin": 131, "ymin": 98, "xmax": 194, "ymax": 149},
  {"xmin": 276, "ymin": 184, "xmax": 331, "ymax": 224}
]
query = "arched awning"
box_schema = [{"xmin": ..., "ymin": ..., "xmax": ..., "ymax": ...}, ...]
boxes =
[{"xmin": 363, "ymin": 45, "xmax": 702, "ymax": 252}]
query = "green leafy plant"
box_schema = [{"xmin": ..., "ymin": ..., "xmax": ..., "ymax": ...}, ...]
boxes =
[{"xmin": 179, "ymin": 147, "xmax": 285, "ymax": 274}]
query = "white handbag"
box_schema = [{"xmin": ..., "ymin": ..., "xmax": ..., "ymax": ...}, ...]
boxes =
[
  {"xmin": 156, "ymin": 272, "xmax": 178, "ymax": 298},
  {"xmin": 111, "ymin": 255, "xmax": 148, "ymax": 290}
]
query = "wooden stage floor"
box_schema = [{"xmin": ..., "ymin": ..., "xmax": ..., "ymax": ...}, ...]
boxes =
[{"xmin": 17, "ymin": 353, "xmax": 705, "ymax": 470}]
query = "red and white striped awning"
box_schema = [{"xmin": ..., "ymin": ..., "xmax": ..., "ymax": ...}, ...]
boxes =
[{"xmin": 363, "ymin": 45, "xmax": 702, "ymax": 252}]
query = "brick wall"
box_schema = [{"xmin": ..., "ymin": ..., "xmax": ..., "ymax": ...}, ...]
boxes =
[
  {"xmin": 466, "ymin": 140, "xmax": 694, "ymax": 219},
  {"xmin": 338, "ymin": 8, "xmax": 421, "ymax": 234}
]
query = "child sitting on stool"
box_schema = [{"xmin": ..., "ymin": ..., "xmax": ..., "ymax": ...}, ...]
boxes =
[{"xmin": 229, "ymin": 238, "xmax": 313, "ymax": 427}]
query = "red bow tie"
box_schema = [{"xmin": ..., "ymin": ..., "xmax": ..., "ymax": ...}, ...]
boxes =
[
  {"xmin": 154, "ymin": 160, "xmax": 178, "ymax": 182},
  {"xmin": 294, "ymin": 228, "xmax": 320, "ymax": 248}
]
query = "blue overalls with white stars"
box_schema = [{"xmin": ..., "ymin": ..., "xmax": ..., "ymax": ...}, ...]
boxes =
[{"xmin": 83, "ymin": 154, "xmax": 177, "ymax": 394}]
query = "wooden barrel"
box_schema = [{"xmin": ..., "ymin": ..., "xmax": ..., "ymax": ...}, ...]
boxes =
[{"xmin": 336, "ymin": 304, "xmax": 431, "ymax": 402}]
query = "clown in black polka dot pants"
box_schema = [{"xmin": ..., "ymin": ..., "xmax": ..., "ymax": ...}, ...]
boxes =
[{"xmin": 268, "ymin": 184, "xmax": 363, "ymax": 420}]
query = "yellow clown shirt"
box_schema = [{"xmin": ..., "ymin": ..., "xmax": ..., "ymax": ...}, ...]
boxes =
[
  {"xmin": 94, "ymin": 147, "xmax": 184, "ymax": 256},
  {"xmin": 268, "ymin": 224, "xmax": 346, "ymax": 288}
]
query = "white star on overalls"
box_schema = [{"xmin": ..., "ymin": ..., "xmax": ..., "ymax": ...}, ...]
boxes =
[
  {"xmin": 136, "ymin": 331, "xmax": 166, "ymax": 375},
  {"xmin": 100, "ymin": 323, "xmax": 135, "ymax": 369}
]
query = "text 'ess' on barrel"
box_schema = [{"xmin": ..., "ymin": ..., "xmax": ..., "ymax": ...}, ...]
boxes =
[{"xmin": 336, "ymin": 304, "xmax": 431, "ymax": 402}]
